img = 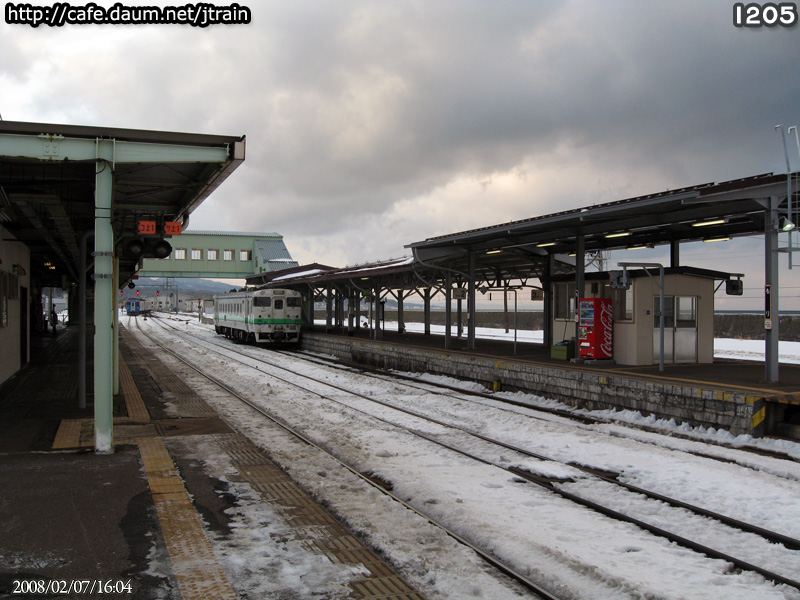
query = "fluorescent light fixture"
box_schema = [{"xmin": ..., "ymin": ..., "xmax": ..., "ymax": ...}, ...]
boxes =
[
  {"xmin": 605, "ymin": 232, "xmax": 631, "ymax": 239},
  {"xmin": 486, "ymin": 249, "xmax": 502, "ymax": 254},
  {"xmin": 703, "ymin": 236, "xmax": 730, "ymax": 243},
  {"xmin": 692, "ymin": 219, "xmax": 726, "ymax": 228},
  {"xmin": 626, "ymin": 245, "xmax": 647, "ymax": 251},
  {"xmin": 536, "ymin": 242, "xmax": 556, "ymax": 247}
]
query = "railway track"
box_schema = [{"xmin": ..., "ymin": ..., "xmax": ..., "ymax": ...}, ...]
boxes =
[
  {"xmin": 152, "ymin": 314, "xmax": 800, "ymax": 482},
  {"xmin": 141, "ymin": 315, "xmax": 800, "ymax": 593},
  {"xmin": 272, "ymin": 346, "xmax": 800, "ymax": 470},
  {"xmin": 133, "ymin": 316, "xmax": 564, "ymax": 600},
  {"xmin": 156, "ymin": 312, "xmax": 800, "ymax": 469}
]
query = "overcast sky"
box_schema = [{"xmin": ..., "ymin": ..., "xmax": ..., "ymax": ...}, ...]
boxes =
[{"xmin": 2, "ymin": 1, "xmax": 800, "ymax": 308}]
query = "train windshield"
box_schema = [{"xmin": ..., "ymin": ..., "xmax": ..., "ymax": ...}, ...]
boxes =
[
  {"xmin": 273, "ymin": 299, "xmax": 283, "ymax": 309},
  {"xmin": 287, "ymin": 297, "xmax": 301, "ymax": 308},
  {"xmin": 253, "ymin": 297, "xmax": 272, "ymax": 307}
]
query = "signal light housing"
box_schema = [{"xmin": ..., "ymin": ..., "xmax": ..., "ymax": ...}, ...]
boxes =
[{"xmin": 123, "ymin": 237, "xmax": 172, "ymax": 259}]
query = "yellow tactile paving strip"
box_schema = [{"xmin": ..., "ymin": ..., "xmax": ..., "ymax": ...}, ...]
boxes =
[
  {"xmin": 220, "ymin": 433, "xmax": 428, "ymax": 600},
  {"xmin": 136, "ymin": 437, "xmax": 238, "ymax": 600},
  {"xmin": 109, "ymin": 330, "xmax": 427, "ymax": 599},
  {"xmin": 119, "ymin": 358, "xmax": 150, "ymax": 423},
  {"xmin": 52, "ymin": 418, "xmax": 94, "ymax": 449}
]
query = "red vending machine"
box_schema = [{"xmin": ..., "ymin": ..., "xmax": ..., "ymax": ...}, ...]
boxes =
[{"xmin": 578, "ymin": 298, "xmax": 613, "ymax": 359}]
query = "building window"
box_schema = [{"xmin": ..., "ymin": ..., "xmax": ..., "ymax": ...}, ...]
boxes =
[
  {"xmin": 240, "ymin": 249, "xmax": 252, "ymax": 261},
  {"xmin": 208, "ymin": 249, "xmax": 219, "ymax": 261},
  {"xmin": 191, "ymin": 249, "xmax": 203, "ymax": 260},
  {"xmin": 223, "ymin": 249, "xmax": 233, "ymax": 261},
  {"xmin": 174, "ymin": 248, "xmax": 187, "ymax": 260},
  {"xmin": 553, "ymin": 282, "xmax": 576, "ymax": 320}
]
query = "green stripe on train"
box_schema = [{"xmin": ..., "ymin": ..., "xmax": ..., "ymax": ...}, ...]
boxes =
[{"xmin": 216, "ymin": 317, "xmax": 302, "ymax": 325}]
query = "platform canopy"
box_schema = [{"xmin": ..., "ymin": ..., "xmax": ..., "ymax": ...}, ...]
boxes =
[
  {"xmin": 406, "ymin": 173, "xmax": 793, "ymax": 278},
  {"xmin": 0, "ymin": 120, "xmax": 245, "ymax": 287},
  {"xmin": 0, "ymin": 120, "xmax": 245, "ymax": 453}
]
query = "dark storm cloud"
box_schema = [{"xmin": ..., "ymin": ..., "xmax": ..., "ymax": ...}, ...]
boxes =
[
  {"xmin": 2, "ymin": 0, "xmax": 799, "ymax": 265},
  {"xmin": 238, "ymin": 0, "xmax": 800, "ymax": 222}
]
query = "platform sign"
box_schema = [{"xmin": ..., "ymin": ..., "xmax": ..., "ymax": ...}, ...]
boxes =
[
  {"xmin": 137, "ymin": 220, "xmax": 157, "ymax": 235},
  {"xmin": 164, "ymin": 221, "xmax": 182, "ymax": 235},
  {"xmin": 765, "ymin": 284, "xmax": 772, "ymax": 330}
]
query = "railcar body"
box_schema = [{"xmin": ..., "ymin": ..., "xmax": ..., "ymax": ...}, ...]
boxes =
[
  {"xmin": 214, "ymin": 288, "xmax": 302, "ymax": 344},
  {"xmin": 125, "ymin": 298, "xmax": 140, "ymax": 316},
  {"xmin": 124, "ymin": 298, "xmax": 155, "ymax": 316}
]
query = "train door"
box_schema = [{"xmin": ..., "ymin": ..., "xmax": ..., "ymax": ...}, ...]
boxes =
[{"xmin": 652, "ymin": 295, "xmax": 698, "ymax": 364}]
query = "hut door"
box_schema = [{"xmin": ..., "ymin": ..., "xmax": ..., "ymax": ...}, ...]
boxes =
[{"xmin": 653, "ymin": 296, "xmax": 697, "ymax": 364}]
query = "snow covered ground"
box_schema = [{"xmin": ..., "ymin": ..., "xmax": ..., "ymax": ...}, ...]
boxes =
[
  {"xmin": 127, "ymin": 314, "xmax": 800, "ymax": 600},
  {"xmin": 340, "ymin": 318, "xmax": 800, "ymax": 364}
]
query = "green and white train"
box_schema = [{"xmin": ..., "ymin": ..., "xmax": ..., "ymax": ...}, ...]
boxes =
[{"xmin": 213, "ymin": 288, "xmax": 302, "ymax": 344}]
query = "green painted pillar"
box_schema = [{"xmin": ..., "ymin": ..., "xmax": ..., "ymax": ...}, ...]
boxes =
[
  {"xmin": 113, "ymin": 256, "xmax": 120, "ymax": 395},
  {"xmin": 94, "ymin": 152, "xmax": 115, "ymax": 453}
]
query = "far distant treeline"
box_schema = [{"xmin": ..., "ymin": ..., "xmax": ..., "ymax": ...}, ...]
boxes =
[{"xmin": 317, "ymin": 309, "xmax": 800, "ymax": 342}]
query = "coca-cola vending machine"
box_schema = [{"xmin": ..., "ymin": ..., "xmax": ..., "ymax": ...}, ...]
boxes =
[{"xmin": 578, "ymin": 298, "xmax": 613, "ymax": 359}]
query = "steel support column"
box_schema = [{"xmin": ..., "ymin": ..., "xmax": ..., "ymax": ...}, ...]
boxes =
[
  {"xmin": 670, "ymin": 240, "xmax": 680, "ymax": 268},
  {"xmin": 423, "ymin": 288, "xmax": 431, "ymax": 336},
  {"xmin": 325, "ymin": 283, "xmax": 333, "ymax": 332},
  {"xmin": 543, "ymin": 254, "xmax": 553, "ymax": 348},
  {"xmin": 355, "ymin": 289, "xmax": 361, "ymax": 330},
  {"xmin": 112, "ymin": 256, "xmax": 119, "ymax": 395},
  {"xmin": 766, "ymin": 196, "xmax": 780, "ymax": 382},
  {"xmin": 573, "ymin": 232, "xmax": 585, "ymax": 362},
  {"xmin": 374, "ymin": 284, "xmax": 383, "ymax": 340},
  {"xmin": 468, "ymin": 251, "xmax": 476, "ymax": 350},
  {"xmin": 444, "ymin": 272, "xmax": 452, "ymax": 350},
  {"xmin": 347, "ymin": 288, "xmax": 355, "ymax": 336},
  {"xmin": 397, "ymin": 290, "xmax": 405, "ymax": 333},
  {"xmin": 78, "ymin": 231, "xmax": 92, "ymax": 410},
  {"xmin": 93, "ymin": 153, "xmax": 114, "ymax": 453}
]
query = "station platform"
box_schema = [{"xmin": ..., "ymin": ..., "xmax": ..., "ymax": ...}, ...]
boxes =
[
  {"xmin": 303, "ymin": 325, "xmax": 800, "ymax": 438},
  {"xmin": 0, "ymin": 325, "xmax": 427, "ymax": 600},
  {"xmin": 309, "ymin": 324, "xmax": 800, "ymax": 392}
]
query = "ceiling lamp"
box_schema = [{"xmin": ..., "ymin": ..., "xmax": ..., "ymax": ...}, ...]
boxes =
[
  {"xmin": 779, "ymin": 217, "xmax": 795, "ymax": 232},
  {"xmin": 536, "ymin": 242, "xmax": 556, "ymax": 247},
  {"xmin": 605, "ymin": 232, "xmax": 631, "ymax": 239},
  {"xmin": 703, "ymin": 236, "xmax": 730, "ymax": 243},
  {"xmin": 692, "ymin": 219, "xmax": 726, "ymax": 227}
]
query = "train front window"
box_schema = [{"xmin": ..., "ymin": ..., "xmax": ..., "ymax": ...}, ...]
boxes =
[
  {"xmin": 287, "ymin": 297, "xmax": 300, "ymax": 308},
  {"xmin": 274, "ymin": 299, "xmax": 284, "ymax": 310},
  {"xmin": 253, "ymin": 297, "xmax": 271, "ymax": 308}
]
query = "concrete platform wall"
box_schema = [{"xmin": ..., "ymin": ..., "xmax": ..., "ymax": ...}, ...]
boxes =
[{"xmin": 300, "ymin": 332, "xmax": 765, "ymax": 437}]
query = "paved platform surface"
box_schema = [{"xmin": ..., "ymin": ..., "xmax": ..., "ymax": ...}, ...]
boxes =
[
  {"xmin": 312, "ymin": 325, "xmax": 800, "ymax": 397},
  {"xmin": 0, "ymin": 325, "xmax": 427, "ymax": 600}
]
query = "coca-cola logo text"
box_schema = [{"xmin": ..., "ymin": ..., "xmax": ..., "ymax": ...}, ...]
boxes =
[{"xmin": 600, "ymin": 302, "xmax": 613, "ymax": 357}]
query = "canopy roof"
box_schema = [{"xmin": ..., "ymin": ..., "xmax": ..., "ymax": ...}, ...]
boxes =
[
  {"xmin": 0, "ymin": 120, "xmax": 245, "ymax": 286},
  {"xmin": 407, "ymin": 172, "xmax": 793, "ymax": 282}
]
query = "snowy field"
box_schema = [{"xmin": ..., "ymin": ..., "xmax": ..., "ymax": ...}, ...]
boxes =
[
  {"xmin": 127, "ymin": 314, "xmax": 800, "ymax": 600},
  {"xmin": 346, "ymin": 318, "xmax": 800, "ymax": 364}
]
